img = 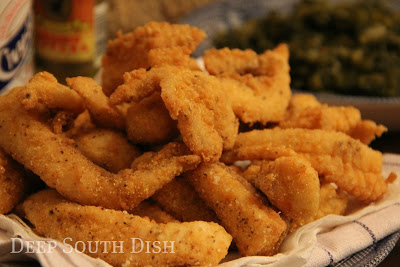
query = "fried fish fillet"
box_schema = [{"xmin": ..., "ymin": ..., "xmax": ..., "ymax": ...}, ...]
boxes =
[
  {"xmin": 66, "ymin": 76, "xmax": 125, "ymax": 130},
  {"xmin": 131, "ymin": 153, "xmax": 220, "ymax": 222},
  {"xmin": 125, "ymin": 92, "xmax": 179, "ymax": 144},
  {"xmin": 222, "ymin": 128, "xmax": 388, "ymax": 202},
  {"xmin": 248, "ymin": 157, "xmax": 320, "ymax": 222},
  {"xmin": 101, "ymin": 21, "xmax": 206, "ymax": 96},
  {"xmin": 129, "ymin": 199, "xmax": 179, "ymax": 223},
  {"xmin": 0, "ymin": 84, "xmax": 200, "ymax": 210},
  {"xmin": 110, "ymin": 66, "xmax": 239, "ymax": 162},
  {"xmin": 18, "ymin": 189, "xmax": 232, "ymax": 267},
  {"xmin": 0, "ymin": 149, "xmax": 29, "ymax": 214},
  {"xmin": 73, "ymin": 128, "xmax": 141, "ymax": 173},
  {"xmin": 18, "ymin": 72, "xmax": 84, "ymax": 115},
  {"xmin": 203, "ymin": 44, "xmax": 291, "ymax": 124},
  {"xmin": 186, "ymin": 162, "xmax": 287, "ymax": 256},
  {"xmin": 290, "ymin": 183, "xmax": 349, "ymax": 232},
  {"xmin": 152, "ymin": 177, "xmax": 220, "ymax": 223},
  {"xmin": 279, "ymin": 93, "xmax": 387, "ymax": 144}
]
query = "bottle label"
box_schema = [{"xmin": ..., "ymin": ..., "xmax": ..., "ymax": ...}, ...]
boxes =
[
  {"xmin": 0, "ymin": 0, "xmax": 33, "ymax": 94},
  {"xmin": 34, "ymin": 0, "xmax": 95, "ymax": 63}
]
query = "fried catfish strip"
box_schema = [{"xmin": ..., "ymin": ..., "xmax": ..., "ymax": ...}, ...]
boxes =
[
  {"xmin": 186, "ymin": 162, "xmax": 287, "ymax": 256},
  {"xmin": 203, "ymin": 44, "xmax": 291, "ymax": 124},
  {"xmin": 101, "ymin": 21, "xmax": 206, "ymax": 95},
  {"xmin": 110, "ymin": 66, "xmax": 239, "ymax": 162},
  {"xmin": 0, "ymin": 149, "xmax": 29, "ymax": 214},
  {"xmin": 126, "ymin": 92, "xmax": 179, "ymax": 144},
  {"xmin": 74, "ymin": 128, "xmax": 141, "ymax": 173},
  {"xmin": 223, "ymin": 128, "xmax": 388, "ymax": 202},
  {"xmin": 148, "ymin": 47, "xmax": 201, "ymax": 70},
  {"xmin": 129, "ymin": 199, "xmax": 179, "ymax": 223},
  {"xmin": 131, "ymin": 153, "xmax": 220, "ymax": 222},
  {"xmin": 290, "ymin": 183, "xmax": 349, "ymax": 232},
  {"xmin": 248, "ymin": 157, "xmax": 320, "ymax": 221},
  {"xmin": 279, "ymin": 93, "xmax": 387, "ymax": 144},
  {"xmin": 0, "ymin": 88, "xmax": 200, "ymax": 210},
  {"xmin": 18, "ymin": 189, "xmax": 232, "ymax": 267},
  {"xmin": 152, "ymin": 177, "xmax": 220, "ymax": 223},
  {"xmin": 66, "ymin": 76, "xmax": 125, "ymax": 130},
  {"xmin": 18, "ymin": 72, "xmax": 84, "ymax": 114}
]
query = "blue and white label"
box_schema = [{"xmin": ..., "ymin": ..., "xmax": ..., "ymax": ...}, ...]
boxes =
[{"xmin": 0, "ymin": 12, "xmax": 32, "ymax": 92}]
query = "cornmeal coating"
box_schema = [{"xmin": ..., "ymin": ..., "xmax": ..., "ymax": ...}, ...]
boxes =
[
  {"xmin": 101, "ymin": 21, "xmax": 206, "ymax": 96},
  {"xmin": 74, "ymin": 128, "xmax": 141, "ymax": 173},
  {"xmin": 280, "ymin": 93, "xmax": 386, "ymax": 144},
  {"xmin": 203, "ymin": 44, "xmax": 291, "ymax": 124},
  {"xmin": 0, "ymin": 149, "xmax": 28, "ymax": 214},
  {"xmin": 249, "ymin": 157, "xmax": 320, "ymax": 221},
  {"xmin": 66, "ymin": 76, "xmax": 125, "ymax": 130},
  {"xmin": 110, "ymin": 66, "xmax": 239, "ymax": 162},
  {"xmin": 223, "ymin": 128, "xmax": 388, "ymax": 202},
  {"xmin": 125, "ymin": 92, "xmax": 179, "ymax": 144},
  {"xmin": 18, "ymin": 189, "xmax": 232, "ymax": 267},
  {"xmin": 0, "ymin": 84, "xmax": 200, "ymax": 210},
  {"xmin": 186, "ymin": 162, "xmax": 287, "ymax": 256},
  {"xmin": 129, "ymin": 199, "xmax": 179, "ymax": 223}
]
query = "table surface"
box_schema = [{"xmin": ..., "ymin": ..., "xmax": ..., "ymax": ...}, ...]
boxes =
[{"xmin": 370, "ymin": 131, "xmax": 400, "ymax": 266}]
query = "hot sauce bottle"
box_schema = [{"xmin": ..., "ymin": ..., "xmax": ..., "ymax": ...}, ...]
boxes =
[{"xmin": 34, "ymin": 0, "xmax": 107, "ymax": 82}]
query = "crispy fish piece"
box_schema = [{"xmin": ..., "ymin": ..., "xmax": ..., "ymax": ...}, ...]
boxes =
[
  {"xmin": 129, "ymin": 199, "xmax": 179, "ymax": 223},
  {"xmin": 131, "ymin": 153, "xmax": 220, "ymax": 222},
  {"xmin": 0, "ymin": 86, "xmax": 200, "ymax": 210},
  {"xmin": 203, "ymin": 44, "xmax": 291, "ymax": 124},
  {"xmin": 125, "ymin": 92, "xmax": 179, "ymax": 144},
  {"xmin": 152, "ymin": 177, "xmax": 220, "ymax": 223},
  {"xmin": 110, "ymin": 66, "xmax": 239, "ymax": 162},
  {"xmin": 73, "ymin": 128, "xmax": 141, "ymax": 173},
  {"xmin": 66, "ymin": 76, "xmax": 125, "ymax": 130},
  {"xmin": 17, "ymin": 72, "xmax": 84, "ymax": 115},
  {"xmin": 223, "ymin": 128, "xmax": 388, "ymax": 202},
  {"xmin": 248, "ymin": 157, "xmax": 320, "ymax": 221},
  {"xmin": 0, "ymin": 149, "xmax": 29, "ymax": 214},
  {"xmin": 18, "ymin": 189, "xmax": 232, "ymax": 267},
  {"xmin": 290, "ymin": 183, "xmax": 349, "ymax": 232},
  {"xmin": 101, "ymin": 21, "xmax": 206, "ymax": 96},
  {"xmin": 279, "ymin": 93, "xmax": 387, "ymax": 144},
  {"xmin": 186, "ymin": 162, "xmax": 287, "ymax": 256}
]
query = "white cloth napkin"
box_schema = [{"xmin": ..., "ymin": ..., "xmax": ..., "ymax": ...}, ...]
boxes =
[{"xmin": 1, "ymin": 153, "xmax": 399, "ymax": 267}]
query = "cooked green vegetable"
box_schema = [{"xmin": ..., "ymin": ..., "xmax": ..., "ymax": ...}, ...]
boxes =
[{"xmin": 214, "ymin": 0, "xmax": 400, "ymax": 97}]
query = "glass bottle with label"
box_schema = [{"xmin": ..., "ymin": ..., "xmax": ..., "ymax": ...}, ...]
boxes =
[
  {"xmin": 0, "ymin": 0, "xmax": 33, "ymax": 95},
  {"xmin": 33, "ymin": 0, "xmax": 107, "ymax": 83}
]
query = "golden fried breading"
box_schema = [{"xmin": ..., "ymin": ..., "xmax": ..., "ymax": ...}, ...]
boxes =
[
  {"xmin": 101, "ymin": 21, "xmax": 206, "ymax": 96},
  {"xmin": 148, "ymin": 47, "xmax": 201, "ymax": 70},
  {"xmin": 152, "ymin": 177, "xmax": 220, "ymax": 223},
  {"xmin": 129, "ymin": 199, "xmax": 179, "ymax": 223},
  {"xmin": 349, "ymin": 119, "xmax": 388, "ymax": 145},
  {"xmin": 279, "ymin": 93, "xmax": 387, "ymax": 144},
  {"xmin": 73, "ymin": 128, "xmax": 141, "ymax": 173},
  {"xmin": 131, "ymin": 153, "xmax": 220, "ymax": 222},
  {"xmin": 64, "ymin": 110, "xmax": 96, "ymax": 138},
  {"xmin": 223, "ymin": 128, "xmax": 388, "ymax": 202},
  {"xmin": 18, "ymin": 72, "xmax": 84, "ymax": 115},
  {"xmin": 203, "ymin": 44, "xmax": 291, "ymax": 124},
  {"xmin": 18, "ymin": 189, "xmax": 232, "ymax": 267},
  {"xmin": 250, "ymin": 157, "xmax": 320, "ymax": 221},
  {"xmin": 110, "ymin": 66, "xmax": 239, "ymax": 162},
  {"xmin": 126, "ymin": 92, "xmax": 179, "ymax": 144},
  {"xmin": 290, "ymin": 183, "xmax": 349, "ymax": 232},
  {"xmin": 186, "ymin": 162, "xmax": 287, "ymax": 256},
  {"xmin": 0, "ymin": 84, "xmax": 200, "ymax": 210},
  {"xmin": 66, "ymin": 76, "xmax": 125, "ymax": 130},
  {"xmin": 51, "ymin": 111, "xmax": 76, "ymax": 134},
  {"xmin": 0, "ymin": 149, "xmax": 29, "ymax": 214}
]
